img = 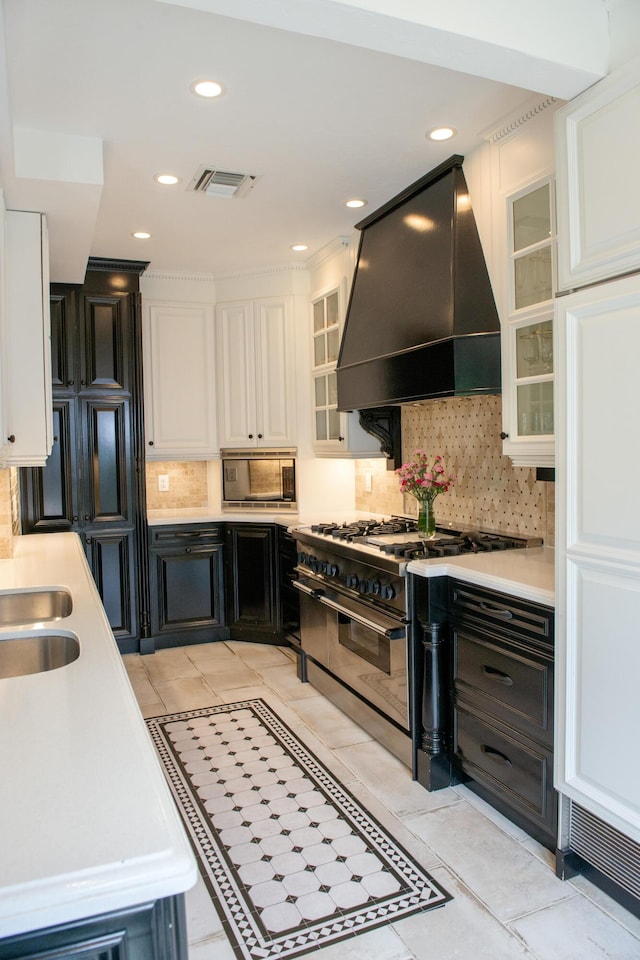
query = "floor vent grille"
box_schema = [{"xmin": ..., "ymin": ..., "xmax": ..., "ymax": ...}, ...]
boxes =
[
  {"xmin": 569, "ymin": 802, "xmax": 640, "ymax": 901},
  {"xmin": 188, "ymin": 166, "xmax": 256, "ymax": 198}
]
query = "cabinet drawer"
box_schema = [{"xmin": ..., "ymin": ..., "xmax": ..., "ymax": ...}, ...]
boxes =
[
  {"xmin": 449, "ymin": 580, "xmax": 553, "ymax": 647},
  {"xmin": 150, "ymin": 524, "xmax": 223, "ymax": 548},
  {"xmin": 453, "ymin": 630, "xmax": 553, "ymax": 747},
  {"xmin": 455, "ymin": 706, "xmax": 555, "ymax": 825}
]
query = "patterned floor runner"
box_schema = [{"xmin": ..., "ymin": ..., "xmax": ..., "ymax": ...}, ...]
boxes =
[{"xmin": 147, "ymin": 699, "xmax": 451, "ymax": 960}]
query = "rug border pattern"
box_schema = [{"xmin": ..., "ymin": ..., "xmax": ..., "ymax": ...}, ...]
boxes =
[{"xmin": 146, "ymin": 699, "xmax": 451, "ymax": 960}]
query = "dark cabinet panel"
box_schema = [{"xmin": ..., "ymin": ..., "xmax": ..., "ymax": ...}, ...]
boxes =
[
  {"xmin": 448, "ymin": 579, "xmax": 556, "ymax": 848},
  {"xmin": 149, "ymin": 524, "xmax": 227, "ymax": 649},
  {"xmin": 81, "ymin": 292, "xmax": 131, "ymax": 391},
  {"xmin": 20, "ymin": 261, "xmax": 149, "ymax": 652},
  {"xmin": 49, "ymin": 285, "xmax": 78, "ymax": 393},
  {"xmin": 21, "ymin": 400, "xmax": 77, "ymax": 531},
  {"xmin": 87, "ymin": 530, "xmax": 136, "ymax": 640},
  {"xmin": 225, "ymin": 524, "xmax": 279, "ymax": 639},
  {"xmin": 81, "ymin": 398, "xmax": 132, "ymax": 523},
  {"xmin": 0, "ymin": 894, "xmax": 187, "ymax": 960}
]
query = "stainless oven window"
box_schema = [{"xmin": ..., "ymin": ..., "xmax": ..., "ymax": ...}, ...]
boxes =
[{"xmin": 338, "ymin": 613, "xmax": 391, "ymax": 673}]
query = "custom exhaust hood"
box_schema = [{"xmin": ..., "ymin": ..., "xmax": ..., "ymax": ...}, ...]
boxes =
[{"xmin": 336, "ymin": 155, "xmax": 501, "ymax": 412}]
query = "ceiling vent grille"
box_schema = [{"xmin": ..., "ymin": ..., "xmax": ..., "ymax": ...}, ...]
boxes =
[{"xmin": 188, "ymin": 166, "xmax": 257, "ymax": 199}]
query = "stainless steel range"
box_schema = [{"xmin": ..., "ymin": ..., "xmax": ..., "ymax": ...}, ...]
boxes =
[{"xmin": 292, "ymin": 517, "xmax": 539, "ymax": 770}]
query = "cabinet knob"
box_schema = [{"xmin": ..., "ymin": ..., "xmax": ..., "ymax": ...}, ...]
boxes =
[
  {"xmin": 68, "ymin": 380, "xmax": 74, "ymax": 386},
  {"xmin": 258, "ymin": 433, "xmax": 263, "ymax": 439},
  {"xmin": 7, "ymin": 435, "xmax": 15, "ymax": 443},
  {"xmin": 72, "ymin": 515, "xmax": 79, "ymax": 522},
  {"xmin": 81, "ymin": 380, "xmax": 87, "ymax": 386},
  {"xmin": 148, "ymin": 440, "xmax": 154, "ymax": 446},
  {"xmin": 248, "ymin": 434, "xmax": 254, "ymax": 439},
  {"xmin": 338, "ymin": 436, "xmax": 344, "ymax": 442},
  {"xmin": 185, "ymin": 547, "xmax": 192, "ymax": 554},
  {"xmin": 499, "ymin": 432, "xmax": 509, "ymax": 440}
]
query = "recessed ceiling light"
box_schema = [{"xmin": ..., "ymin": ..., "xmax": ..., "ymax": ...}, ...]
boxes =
[
  {"xmin": 346, "ymin": 199, "xmax": 367, "ymax": 209},
  {"xmin": 191, "ymin": 79, "xmax": 224, "ymax": 99},
  {"xmin": 132, "ymin": 231, "xmax": 151, "ymax": 240},
  {"xmin": 290, "ymin": 244, "xmax": 308, "ymax": 252},
  {"xmin": 427, "ymin": 126, "xmax": 457, "ymax": 142},
  {"xmin": 155, "ymin": 173, "xmax": 180, "ymax": 185}
]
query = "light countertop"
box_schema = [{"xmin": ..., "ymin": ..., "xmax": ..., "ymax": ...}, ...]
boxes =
[
  {"xmin": 0, "ymin": 533, "xmax": 197, "ymax": 939},
  {"xmin": 407, "ymin": 546, "xmax": 555, "ymax": 605},
  {"xmin": 147, "ymin": 507, "xmax": 299, "ymax": 526}
]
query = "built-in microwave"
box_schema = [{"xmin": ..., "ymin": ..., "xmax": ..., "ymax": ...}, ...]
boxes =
[{"xmin": 221, "ymin": 449, "xmax": 297, "ymax": 509}]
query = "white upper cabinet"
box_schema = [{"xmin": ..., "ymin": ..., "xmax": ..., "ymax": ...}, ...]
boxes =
[
  {"xmin": 555, "ymin": 56, "xmax": 640, "ymax": 290},
  {"xmin": 215, "ymin": 297, "xmax": 296, "ymax": 449},
  {"xmin": 143, "ymin": 300, "xmax": 217, "ymax": 460},
  {"xmin": 1, "ymin": 209, "xmax": 53, "ymax": 467},
  {"xmin": 501, "ymin": 178, "xmax": 556, "ymax": 468},
  {"xmin": 310, "ymin": 281, "xmax": 384, "ymax": 458}
]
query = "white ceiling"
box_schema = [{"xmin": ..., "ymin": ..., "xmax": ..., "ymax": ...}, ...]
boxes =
[{"xmin": 0, "ymin": 0, "xmax": 611, "ymax": 282}]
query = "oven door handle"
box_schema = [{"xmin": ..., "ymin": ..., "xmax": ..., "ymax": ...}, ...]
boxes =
[{"xmin": 293, "ymin": 579, "xmax": 405, "ymax": 640}]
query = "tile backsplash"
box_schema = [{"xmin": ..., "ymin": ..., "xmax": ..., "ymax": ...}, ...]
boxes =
[
  {"xmin": 355, "ymin": 395, "xmax": 554, "ymax": 546},
  {"xmin": 145, "ymin": 461, "xmax": 209, "ymax": 510},
  {"xmin": 0, "ymin": 467, "xmax": 21, "ymax": 558}
]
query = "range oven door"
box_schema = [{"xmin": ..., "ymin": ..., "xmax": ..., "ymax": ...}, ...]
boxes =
[{"xmin": 294, "ymin": 579, "xmax": 409, "ymax": 732}]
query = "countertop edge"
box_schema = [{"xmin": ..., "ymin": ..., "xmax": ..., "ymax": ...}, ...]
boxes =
[
  {"xmin": 406, "ymin": 546, "xmax": 555, "ymax": 606},
  {"xmin": 0, "ymin": 533, "xmax": 198, "ymax": 938}
]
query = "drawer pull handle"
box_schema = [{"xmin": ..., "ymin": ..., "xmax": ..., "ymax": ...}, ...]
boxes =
[
  {"xmin": 481, "ymin": 745, "xmax": 512, "ymax": 766},
  {"xmin": 466, "ymin": 600, "xmax": 513, "ymax": 620},
  {"xmin": 482, "ymin": 665, "xmax": 513, "ymax": 685}
]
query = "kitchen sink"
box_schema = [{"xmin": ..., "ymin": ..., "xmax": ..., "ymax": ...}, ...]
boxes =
[
  {"xmin": 0, "ymin": 631, "xmax": 80, "ymax": 678},
  {"xmin": 0, "ymin": 588, "xmax": 73, "ymax": 627}
]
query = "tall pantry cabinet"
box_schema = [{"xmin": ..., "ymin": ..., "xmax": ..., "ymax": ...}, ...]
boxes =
[
  {"xmin": 20, "ymin": 259, "xmax": 149, "ymax": 653},
  {"xmin": 554, "ymin": 55, "xmax": 640, "ymax": 908}
]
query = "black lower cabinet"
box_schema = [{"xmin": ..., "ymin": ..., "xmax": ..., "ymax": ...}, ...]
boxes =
[
  {"xmin": 148, "ymin": 524, "xmax": 228, "ymax": 652},
  {"xmin": 224, "ymin": 523, "xmax": 280, "ymax": 641},
  {"xmin": 0, "ymin": 895, "xmax": 187, "ymax": 960},
  {"xmin": 448, "ymin": 579, "xmax": 557, "ymax": 849},
  {"xmin": 278, "ymin": 526, "xmax": 300, "ymax": 649}
]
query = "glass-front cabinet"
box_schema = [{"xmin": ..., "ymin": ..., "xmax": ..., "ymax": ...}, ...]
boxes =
[
  {"xmin": 312, "ymin": 289, "xmax": 342, "ymax": 444},
  {"xmin": 310, "ymin": 280, "xmax": 383, "ymax": 458},
  {"xmin": 502, "ymin": 178, "xmax": 556, "ymax": 467}
]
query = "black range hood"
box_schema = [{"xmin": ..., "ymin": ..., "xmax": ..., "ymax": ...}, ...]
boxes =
[{"xmin": 336, "ymin": 155, "xmax": 501, "ymax": 411}]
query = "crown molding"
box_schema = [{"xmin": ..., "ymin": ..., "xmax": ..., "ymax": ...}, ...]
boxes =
[
  {"xmin": 481, "ymin": 95, "xmax": 560, "ymax": 144},
  {"xmin": 305, "ymin": 236, "xmax": 351, "ymax": 271},
  {"xmin": 144, "ymin": 261, "xmax": 310, "ymax": 283}
]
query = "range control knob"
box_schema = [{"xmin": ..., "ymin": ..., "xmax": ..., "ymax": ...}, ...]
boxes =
[
  {"xmin": 367, "ymin": 579, "xmax": 381, "ymax": 596},
  {"xmin": 380, "ymin": 583, "xmax": 396, "ymax": 601},
  {"xmin": 327, "ymin": 563, "xmax": 340, "ymax": 577},
  {"xmin": 345, "ymin": 574, "xmax": 359, "ymax": 590},
  {"xmin": 358, "ymin": 580, "xmax": 368, "ymax": 595}
]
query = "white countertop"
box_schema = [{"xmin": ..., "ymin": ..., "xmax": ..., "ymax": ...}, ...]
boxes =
[
  {"xmin": 0, "ymin": 534, "xmax": 197, "ymax": 939},
  {"xmin": 147, "ymin": 507, "xmax": 299, "ymax": 526},
  {"xmin": 407, "ymin": 546, "xmax": 555, "ymax": 605}
]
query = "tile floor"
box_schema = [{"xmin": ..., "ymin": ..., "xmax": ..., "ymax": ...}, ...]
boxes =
[{"xmin": 124, "ymin": 641, "xmax": 640, "ymax": 960}]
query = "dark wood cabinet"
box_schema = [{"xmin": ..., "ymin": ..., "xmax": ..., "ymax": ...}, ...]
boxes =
[
  {"xmin": 278, "ymin": 526, "xmax": 300, "ymax": 648},
  {"xmin": 225, "ymin": 523, "xmax": 280, "ymax": 640},
  {"xmin": 149, "ymin": 524, "xmax": 228, "ymax": 650},
  {"xmin": 0, "ymin": 894, "xmax": 187, "ymax": 960},
  {"xmin": 448, "ymin": 579, "xmax": 556, "ymax": 848},
  {"xmin": 20, "ymin": 259, "xmax": 149, "ymax": 653}
]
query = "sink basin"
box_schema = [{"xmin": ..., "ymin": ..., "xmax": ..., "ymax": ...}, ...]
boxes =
[
  {"xmin": 0, "ymin": 631, "xmax": 80, "ymax": 678},
  {"xmin": 0, "ymin": 588, "xmax": 73, "ymax": 627}
]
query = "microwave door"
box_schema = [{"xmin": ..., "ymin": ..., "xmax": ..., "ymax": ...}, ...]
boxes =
[{"xmin": 223, "ymin": 460, "xmax": 251, "ymax": 500}]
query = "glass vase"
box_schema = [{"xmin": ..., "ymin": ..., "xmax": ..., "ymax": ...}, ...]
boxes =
[{"xmin": 416, "ymin": 497, "xmax": 437, "ymax": 540}]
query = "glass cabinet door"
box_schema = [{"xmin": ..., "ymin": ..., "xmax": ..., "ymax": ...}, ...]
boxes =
[
  {"xmin": 312, "ymin": 290, "xmax": 343, "ymax": 445},
  {"xmin": 506, "ymin": 179, "xmax": 556, "ymax": 456}
]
